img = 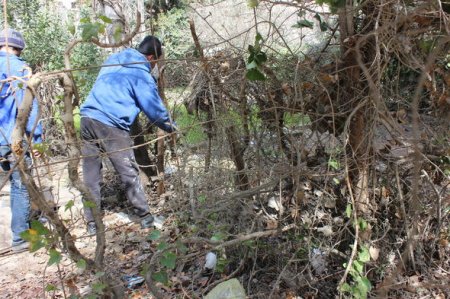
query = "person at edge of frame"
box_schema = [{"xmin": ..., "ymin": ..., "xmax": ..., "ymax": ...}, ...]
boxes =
[{"xmin": 0, "ymin": 28, "xmax": 43, "ymax": 253}]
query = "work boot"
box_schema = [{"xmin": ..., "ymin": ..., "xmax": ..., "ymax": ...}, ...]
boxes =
[
  {"xmin": 140, "ymin": 214, "xmax": 154, "ymax": 229},
  {"xmin": 12, "ymin": 241, "xmax": 29, "ymax": 253},
  {"xmin": 87, "ymin": 222, "xmax": 97, "ymax": 235}
]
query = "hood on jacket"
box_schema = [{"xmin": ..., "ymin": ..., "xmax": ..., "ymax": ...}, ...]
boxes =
[{"xmin": 79, "ymin": 48, "xmax": 176, "ymax": 133}]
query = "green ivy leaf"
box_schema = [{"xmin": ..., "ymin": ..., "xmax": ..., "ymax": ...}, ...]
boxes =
[
  {"xmin": 175, "ymin": 240, "xmax": 188, "ymax": 254},
  {"xmin": 76, "ymin": 259, "xmax": 87, "ymax": 271},
  {"xmin": 45, "ymin": 284, "xmax": 57, "ymax": 292},
  {"xmin": 97, "ymin": 23, "xmax": 106, "ymax": 34},
  {"xmin": 247, "ymin": 0, "xmax": 259, "ymax": 8},
  {"xmin": 328, "ymin": 158, "xmax": 340, "ymax": 170},
  {"xmin": 83, "ymin": 200, "xmax": 97, "ymax": 208},
  {"xmin": 254, "ymin": 52, "xmax": 267, "ymax": 64},
  {"xmin": 148, "ymin": 230, "xmax": 161, "ymax": 241},
  {"xmin": 358, "ymin": 246, "xmax": 370, "ymax": 263},
  {"xmin": 346, "ymin": 204, "xmax": 352, "ymax": 218},
  {"xmin": 140, "ymin": 264, "xmax": 150, "ymax": 276},
  {"xmin": 216, "ymin": 257, "xmax": 228, "ymax": 273},
  {"xmin": 210, "ymin": 232, "xmax": 226, "ymax": 242},
  {"xmin": 152, "ymin": 271, "xmax": 169, "ymax": 285},
  {"xmin": 248, "ymin": 45, "xmax": 256, "ymax": 57},
  {"xmin": 98, "ymin": 15, "xmax": 112, "ymax": 24},
  {"xmin": 157, "ymin": 241, "xmax": 168, "ymax": 251},
  {"xmin": 243, "ymin": 240, "xmax": 255, "ymax": 247},
  {"xmin": 92, "ymin": 282, "xmax": 107, "ymax": 294},
  {"xmin": 33, "ymin": 142, "xmax": 49, "ymax": 155},
  {"xmin": 81, "ymin": 23, "xmax": 99, "ymax": 41},
  {"xmin": 255, "ymin": 32, "xmax": 263, "ymax": 44},
  {"xmin": 356, "ymin": 276, "xmax": 372, "ymax": 297},
  {"xmin": 314, "ymin": 13, "xmax": 328, "ymax": 31},
  {"xmin": 340, "ymin": 282, "xmax": 352, "ymax": 293},
  {"xmin": 31, "ymin": 220, "xmax": 50, "ymax": 235},
  {"xmin": 65, "ymin": 200, "xmax": 74, "ymax": 211},
  {"xmin": 95, "ymin": 272, "xmax": 105, "ymax": 278},
  {"xmin": 246, "ymin": 68, "xmax": 266, "ymax": 81},
  {"xmin": 293, "ymin": 19, "xmax": 314, "ymax": 29},
  {"xmin": 161, "ymin": 251, "xmax": 177, "ymax": 269},
  {"xmin": 113, "ymin": 26, "xmax": 123, "ymax": 43},
  {"xmin": 358, "ymin": 218, "xmax": 368, "ymax": 231},
  {"xmin": 68, "ymin": 24, "xmax": 76, "ymax": 36},
  {"xmin": 79, "ymin": 17, "xmax": 90, "ymax": 24},
  {"xmin": 48, "ymin": 248, "xmax": 62, "ymax": 266},
  {"xmin": 315, "ymin": 0, "xmax": 346, "ymax": 13},
  {"xmin": 30, "ymin": 240, "xmax": 46, "ymax": 252},
  {"xmin": 197, "ymin": 194, "xmax": 207, "ymax": 203},
  {"xmin": 353, "ymin": 260, "xmax": 364, "ymax": 275}
]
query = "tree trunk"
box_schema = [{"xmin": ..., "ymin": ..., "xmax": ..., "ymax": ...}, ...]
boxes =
[{"xmin": 338, "ymin": 1, "xmax": 377, "ymax": 215}]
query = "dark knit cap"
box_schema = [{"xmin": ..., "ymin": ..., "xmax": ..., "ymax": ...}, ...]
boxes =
[
  {"xmin": 0, "ymin": 28, "xmax": 25, "ymax": 50},
  {"xmin": 138, "ymin": 36, "xmax": 162, "ymax": 58}
]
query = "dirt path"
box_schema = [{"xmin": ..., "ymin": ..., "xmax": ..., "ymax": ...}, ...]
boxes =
[
  {"xmin": 0, "ymin": 163, "xmax": 91, "ymax": 298},
  {"xmin": 0, "ymin": 159, "xmax": 166, "ymax": 298}
]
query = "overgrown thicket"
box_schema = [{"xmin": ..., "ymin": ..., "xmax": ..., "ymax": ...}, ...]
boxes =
[
  {"xmin": 1, "ymin": 0, "xmax": 449, "ymax": 298},
  {"xmin": 169, "ymin": 1, "xmax": 449, "ymax": 297}
]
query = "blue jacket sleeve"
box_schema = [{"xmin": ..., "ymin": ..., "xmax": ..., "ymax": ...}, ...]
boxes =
[
  {"xmin": 15, "ymin": 68, "xmax": 43, "ymax": 144},
  {"xmin": 133, "ymin": 75, "xmax": 177, "ymax": 133}
]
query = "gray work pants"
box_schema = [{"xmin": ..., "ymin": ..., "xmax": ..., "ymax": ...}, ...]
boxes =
[{"xmin": 80, "ymin": 117, "xmax": 149, "ymax": 223}]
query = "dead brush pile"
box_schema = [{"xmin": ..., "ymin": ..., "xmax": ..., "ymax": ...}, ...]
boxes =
[
  {"xmin": 26, "ymin": 47, "xmax": 449, "ymax": 298},
  {"xmin": 150, "ymin": 48, "xmax": 450, "ymax": 298}
]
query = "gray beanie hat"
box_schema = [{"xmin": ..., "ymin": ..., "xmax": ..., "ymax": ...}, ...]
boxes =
[{"xmin": 0, "ymin": 28, "xmax": 25, "ymax": 50}]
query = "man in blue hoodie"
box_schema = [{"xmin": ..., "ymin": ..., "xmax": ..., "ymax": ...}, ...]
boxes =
[
  {"xmin": 0, "ymin": 28, "xmax": 43, "ymax": 252},
  {"xmin": 80, "ymin": 36, "xmax": 176, "ymax": 234}
]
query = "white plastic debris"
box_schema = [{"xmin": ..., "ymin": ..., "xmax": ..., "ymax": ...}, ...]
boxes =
[
  {"xmin": 333, "ymin": 217, "xmax": 344, "ymax": 225},
  {"xmin": 310, "ymin": 248, "xmax": 328, "ymax": 275},
  {"xmin": 314, "ymin": 190, "xmax": 323, "ymax": 197},
  {"xmin": 164, "ymin": 165, "xmax": 177, "ymax": 175},
  {"xmin": 268, "ymin": 197, "xmax": 281, "ymax": 211},
  {"xmin": 115, "ymin": 212, "xmax": 133, "ymax": 222},
  {"xmin": 316, "ymin": 225, "xmax": 333, "ymax": 236},
  {"xmin": 204, "ymin": 278, "xmax": 246, "ymax": 299},
  {"xmin": 153, "ymin": 215, "xmax": 165, "ymax": 229},
  {"xmin": 204, "ymin": 252, "xmax": 217, "ymax": 270}
]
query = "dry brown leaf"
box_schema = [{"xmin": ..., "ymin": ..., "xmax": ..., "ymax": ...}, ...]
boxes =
[
  {"xmin": 302, "ymin": 82, "xmax": 313, "ymax": 90},
  {"xmin": 318, "ymin": 72, "xmax": 335, "ymax": 83},
  {"xmin": 157, "ymin": 181, "xmax": 165, "ymax": 196},
  {"xmin": 282, "ymin": 83, "xmax": 292, "ymax": 95},
  {"xmin": 266, "ymin": 218, "xmax": 278, "ymax": 230},
  {"xmin": 295, "ymin": 191, "xmax": 305, "ymax": 205},
  {"xmin": 408, "ymin": 275, "xmax": 421, "ymax": 287},
  {"xmin": 317, "ymin": 225, "xmax": 333, "ymax": 236},
  {"xmin": 369, "ymin": 246, "xmax": 380, "ymax": 261},
  {"xmin": 413, "ymin": 15, "xmax": 433, "ymax": 26}
]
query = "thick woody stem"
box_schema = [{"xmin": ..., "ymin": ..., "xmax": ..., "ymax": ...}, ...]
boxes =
[
  {"xmin": 12, "ymin": 73, "xmax": 124, "ymax": 298},
  {"xmin": 11, "ymin": 75, "xmax": 92, "ymax": 265}
]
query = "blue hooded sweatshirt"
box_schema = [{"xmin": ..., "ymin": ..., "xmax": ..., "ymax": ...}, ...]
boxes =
[
  {"xmin": 0, "ymin": 51, "xmax": 42, "ymax": 147},
  {"xmin": 80, "ymin": 48, "xmax": 176, "ymax": 133}
]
